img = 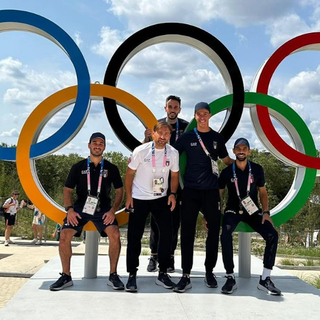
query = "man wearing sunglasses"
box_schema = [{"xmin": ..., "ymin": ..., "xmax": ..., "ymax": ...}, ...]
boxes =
[{"xmin": 3, "ymin": 190, "xmax": 21, "ymax": 246}]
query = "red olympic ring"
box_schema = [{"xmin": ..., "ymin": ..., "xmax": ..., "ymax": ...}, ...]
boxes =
[{"xmin": 256, "ymin": 32, "xmax": 320, "ymax": 169}]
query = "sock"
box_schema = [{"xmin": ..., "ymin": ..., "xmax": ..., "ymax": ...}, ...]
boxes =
[{"xmin": 261, "ymin": 267, "xmax": 271, "ymax": 280}]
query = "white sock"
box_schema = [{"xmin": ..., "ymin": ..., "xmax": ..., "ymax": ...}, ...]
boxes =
[
  {"xmin": 261, "ymin": 268, "xmax": 271, "ymax": 280},
  {"xmin": 226, "ymin": 273, "xmax": 235, "ymax": 279}
]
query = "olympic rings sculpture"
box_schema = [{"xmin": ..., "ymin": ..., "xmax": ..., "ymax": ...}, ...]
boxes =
[{"xmin": 0, "ymin": 10, "xmax": 318, "ymax": 232}]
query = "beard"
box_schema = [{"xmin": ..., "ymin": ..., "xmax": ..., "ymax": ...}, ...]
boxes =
[
  {"xmin": 236, "ymin": 154, "xmax": 247, "ymax": 162},
  {"xmin": 168, "ymin": 112, "xmax": 178, "ymax": 120}
]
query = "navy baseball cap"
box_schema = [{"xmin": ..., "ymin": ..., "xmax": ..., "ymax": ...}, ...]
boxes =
[
  {"xmin": 234, "ymin": 138, "xmax": 250, "ymax": 149},
  {"xmin": 89, "ymin": 132, "xmax": 105, "ymax": 143},
  {"xmin": 194, "ymin": 102, "xmax": 210, "ymax": 113}
]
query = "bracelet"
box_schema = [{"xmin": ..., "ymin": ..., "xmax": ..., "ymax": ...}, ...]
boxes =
[
  {"xmin": 170, "ymin": 192, "xmax": 177, "ymax": 198},
  {"xmin": 263, "ymin": 210, "xmax": 270, "ymax": 215}
]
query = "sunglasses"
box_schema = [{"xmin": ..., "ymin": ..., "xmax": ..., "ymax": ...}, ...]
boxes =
[{"xmin": 13, "ymin": 193, "xmax": 19, "ymax": 195}]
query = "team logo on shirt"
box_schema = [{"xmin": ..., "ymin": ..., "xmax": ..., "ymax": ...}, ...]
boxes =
[
  {"xmin": 144, "ymin": 158, "xmax": 151, "ymax": 162},
  {"xmin": 166, "ymin": 160, "xmax": 170, "ymax": 166},
  {"xmin": 103, "ymin": 170, "xmax": 108, "ymax": 178},
  {"xmin": 213, "ymin": 141, "xmax": 217, "ymax": 149},
  {"xmin": 81, "ymin": 170, "xmax": 88, "ymax": 174},
  {"xmin": 190, "ymin": 142, "xmax": 197, "ymax": 146}
]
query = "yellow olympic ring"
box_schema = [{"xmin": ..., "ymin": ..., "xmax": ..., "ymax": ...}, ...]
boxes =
[{"xmin": 16, "ymin": 84, "xmax": 157, "ymax": 230}]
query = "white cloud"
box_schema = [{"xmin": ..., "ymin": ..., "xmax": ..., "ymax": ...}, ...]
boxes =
[
  {"xmin": 0, "ymin": 57, "xmax": 76, "ymax": 109},
  {"xmin": 104, "ymin": 0, "xmax": 295, "ymax": 30},
  {"xmin": 91, "ymin": 26, "xmax": 123, "ymax": 60},
  {"xmin": 0, "ymin": 128, "xmax": 19, "ymax": 137},
  {"xmin": 266, "ymin": 13, "xmax": 311, "ymax": 48},
  {"xmin": 74, "ymin": 32, "xmax": 83, "ymax": 47},
  {"xmin": 106, "ymin": 139, "xmax": 116, "ymax": 147},
  {"xmin": 283, "ymin": 66, "xmax": 320, "ymax": 101}
]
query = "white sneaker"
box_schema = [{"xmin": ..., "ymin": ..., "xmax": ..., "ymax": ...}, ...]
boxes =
[
  {"xmin": 4, "ymin": 240, "xmax": 9, "ymax": 246},
  {"xmin": 36, "ymin": 240, "xmax": 42, "ymax": 245},
  {"xmin": 31, "ymin": 238, "xmax": 38, "ymax": 244},
  {"xmin": 8, "ymin": 239, "xmax": 15, "ymax": 244}
]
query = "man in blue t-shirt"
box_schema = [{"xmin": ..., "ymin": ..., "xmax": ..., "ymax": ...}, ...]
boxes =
[
  {"xmin": 173, "ymin": 102, "xmax": 234, "ymax": 293},
  {"xmin": 219, "ymin": 138, "xmax": 281, "ymax": 295}
]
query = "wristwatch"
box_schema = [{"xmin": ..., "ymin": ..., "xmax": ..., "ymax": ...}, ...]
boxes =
[
  {"xmin": 170, "ymin": 192, "xmax": 177, "ymax": 198},
  {"xmin": 65, "ymin": 205, "xmax": 74, "ymax": 212},
  {"xmin": 263, "ymin": 210, "xmax": 270, "ymax": 215}
]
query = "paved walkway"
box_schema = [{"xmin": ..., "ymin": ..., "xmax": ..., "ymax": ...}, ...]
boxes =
[{"xmin": 0, "ymin": 237, "xmax": 319, "ymax": 319}]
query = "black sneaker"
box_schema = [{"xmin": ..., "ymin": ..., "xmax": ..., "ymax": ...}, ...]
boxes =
[
  {"xmin": 50, "ymin": 273, "xmax": 73, "ymax": 291},
  {"xmin": 156, "ymin": 272, "xmax": 176, "ymax": 289},
  {"xmin": 221, "ymin": 275, "xmax": 237, "ymax": 294},
  {"xmin": 257, "ymin": 276, "xmax": 281, "ymax": 295},
  {"xmin": 167, "ymin": 256, "xmax": 175, "ymax": 273},
  {"xmin": 147, "ymin": 255, "xmax": 158, "ymax": 272},
  {"xmin": 107, "ymin": 272, "xmax": 124, "ymax": 290},
  {"xmin": 173, "ymin": 275, "xmax": 192, "ymax": 293},
  {"xmin": 204, "ymin": 273, "xmax": 218, "ymax": 288},
  {"xmin": 125, "ymin": 274, "xmax": 137, "ymax": 292}
]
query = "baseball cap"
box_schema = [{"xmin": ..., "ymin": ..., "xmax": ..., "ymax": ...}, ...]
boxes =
[
  {"xmin": 89, "ymin": 132, "xmax": 105, "ymax": 143},
  {"xmin": 194, "ymin": 102, "xmax": 210, "ymax": 113},
  {"xmin": 234, "ymin": 138, "xmax": 250, "ymax": 149}
]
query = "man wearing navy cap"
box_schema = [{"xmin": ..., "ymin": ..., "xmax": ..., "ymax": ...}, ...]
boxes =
[
  {"xmin": 219, "ymin": 137, "xmax": 281, "ymax": 295},
  {"xmin": 173, "ymin": 102, "xmax": 234, "ymax": 293},
  {"xmin": 50, "ymin": 132, "xmax": 124, "ymax": 291}
]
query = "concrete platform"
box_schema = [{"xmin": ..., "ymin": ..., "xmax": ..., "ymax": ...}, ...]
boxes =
[{"xmin": 0, "ymin": 254, "xmax": 319, "ymax": 320}]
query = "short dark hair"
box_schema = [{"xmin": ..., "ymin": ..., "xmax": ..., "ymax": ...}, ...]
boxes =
[
  {"xmin": 153, "ymin": 121, "xmax": 173, "ymax": 133},
  {"xmin": 166, "ymin": 95, "xmax": 181, "ymax": 105}
]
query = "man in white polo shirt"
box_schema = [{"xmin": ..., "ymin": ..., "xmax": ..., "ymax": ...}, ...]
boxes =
[{"xmin": 125, "ymin": 121, "xmax": 179, "ymax": 292}]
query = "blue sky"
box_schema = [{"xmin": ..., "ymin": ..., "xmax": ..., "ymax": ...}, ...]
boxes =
[{"xmin": 1, "ymin": 0, "xmax": 320, "ymax": 159}]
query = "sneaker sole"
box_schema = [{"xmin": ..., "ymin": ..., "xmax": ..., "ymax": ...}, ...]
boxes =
[
  {"xmin": 107, "ymin": 280, "xmax": 124, "ymax": 290},
  {"xmin": 204, "ymin": 279, "xmax": 218, "ymax": 288},
  {"xmin": 221, "ymin": 284, "xmax": 237, "ymax": 294},
  {"xmin": 155, "ymin": 279, "xmax": 174, "ymax": 289},
  {"xmin": 173, "ymin": 283, "xmax": 192, "ymax": 293},
  {"xmin": 50, "ymin": 280, "xmax": 73, "ymax": 291},
  {"xmin": 257, "ymin": 284, "xmax": 281, "ymax": 295},
  {"xmin": 125, "ymin": 287, "xmax": 138, "ymax": 293}
]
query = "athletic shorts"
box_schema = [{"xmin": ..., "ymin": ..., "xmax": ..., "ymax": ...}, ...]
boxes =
[
  {"xmin": 4, "ymin": 213, "xmax": 16, "ymax": 226},
  {"xmin": 62, "ymin": 207, "xmax": 118, "ymax": 237}
]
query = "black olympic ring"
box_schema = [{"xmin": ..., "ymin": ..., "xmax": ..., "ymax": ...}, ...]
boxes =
[{"xmin": 103, "ymin": 22, "xmax": 244, "ymax": 151}]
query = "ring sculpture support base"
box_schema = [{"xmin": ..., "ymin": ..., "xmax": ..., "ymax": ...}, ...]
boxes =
[
  {"xmin": 238, "ymin": 232, "xmax": 252, "ymax": 278},
  {"xmin": 84, "ymin": 231, "xmax": 100, "ymax": 279}
]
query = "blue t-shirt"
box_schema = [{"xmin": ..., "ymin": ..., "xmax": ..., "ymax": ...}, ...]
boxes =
[{"xmin": 174, "ymin": 128, "xmax": 228, "ymax": 190}]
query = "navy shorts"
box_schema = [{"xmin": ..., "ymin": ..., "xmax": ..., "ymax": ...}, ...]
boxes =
[
  {"xmin": 62, "ymin": 207, "xmax": 118, "ymax": 237},
  {"xmin": 4, "ymin": 213, "xmax": 16, "ymax": 226}
]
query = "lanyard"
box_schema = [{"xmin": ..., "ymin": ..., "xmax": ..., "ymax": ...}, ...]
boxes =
[
  {"xmin": 151, "ymin": 142, "xmax": 167, "ymax": 173},
  {"xmin": 232, "ymin": 161, "xmax": 252, "ymax": 200},
  {"xmin": 87, "ymin": 157, "xmax": 104, "ymax": 197},
  {"xmin": 166, "ymin": 118, "xmax": 179, "ymax": 142},
  {"xmin": 194, "ymin": 128, "xmax": 212, "ymax": 158}
]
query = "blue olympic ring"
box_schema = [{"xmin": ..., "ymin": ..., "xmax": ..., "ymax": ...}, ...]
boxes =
[{"xmin": 0, "ymin": 10, "xmax": 90, "ymax": 161}]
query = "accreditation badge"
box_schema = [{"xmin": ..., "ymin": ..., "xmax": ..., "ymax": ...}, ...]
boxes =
[
  {"xmin": 241, "ymin": 196, "xmax": 259, "ymax": 215},
  {"xmin": 83, "ymin": 196, "xmax": 98, "ymax": 215},
  {"xmin": 211, "ymin": 159, "xmax": 219, "ymax": 176},
  {"xmin": 153, "ymin": 177, "xmax": 165, "ymax": 196}
]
